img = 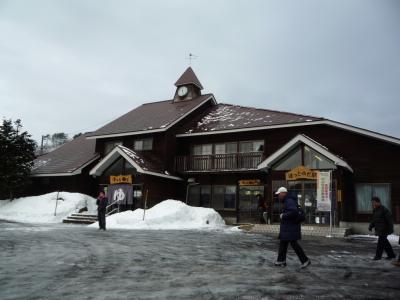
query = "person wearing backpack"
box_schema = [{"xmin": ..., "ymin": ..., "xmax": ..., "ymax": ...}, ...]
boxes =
[{"xmin": 274, "ymin": 187, "xmax": 311, "ymax": 269}]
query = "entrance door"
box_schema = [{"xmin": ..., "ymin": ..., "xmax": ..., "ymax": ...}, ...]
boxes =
[
  {"xmin": 287, "ymin": 180, "xmax": 330, "ymax": 225},
  {"xmin": 238, "ymin": 186, "xmax": 264, "ymax": 223}
]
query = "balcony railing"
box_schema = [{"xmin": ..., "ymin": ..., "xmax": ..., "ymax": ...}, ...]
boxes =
[{"xmin": 175, "ymin": 152, "xmax": 263, "ymax": 172}]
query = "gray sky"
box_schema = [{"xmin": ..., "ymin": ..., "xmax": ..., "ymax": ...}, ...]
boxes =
[{"xmin": 1, "ymin": 0, "xmax": 399, "ymax": 142}]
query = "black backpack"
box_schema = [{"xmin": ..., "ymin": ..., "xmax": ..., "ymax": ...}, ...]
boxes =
[{"xmin": 296, "ymin": 204, "xmax": 306, "ymax": 223}]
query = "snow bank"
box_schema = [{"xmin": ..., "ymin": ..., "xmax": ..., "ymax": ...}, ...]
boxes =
[
  {"xmin": 89, "ymin": 199, "xmax": 226, "ymax": 230},
  {"xmin": 0, "ymin": 192, "xmax": 97, "ymax": 223}
]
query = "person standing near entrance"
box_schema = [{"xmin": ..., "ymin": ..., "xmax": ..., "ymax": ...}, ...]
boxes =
[
  {"xmin": 369, "ymin": 196, "xmax": 396, "ymax": 260},
  {"xmin": 274, "ymin": 187, "xmax": 311, "ymax": 269},
  {"xmin": 257, "ymin": 194, "xmax": 268, "ymax": 224},
  {"xmin": 97, "ymin": 191, "xmax": 108, "ymax": 230}
]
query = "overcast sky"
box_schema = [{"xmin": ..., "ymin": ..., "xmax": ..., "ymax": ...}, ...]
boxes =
[{"xmin": 1, "ymin": 0, "xmax": 399, "ymax": 142}]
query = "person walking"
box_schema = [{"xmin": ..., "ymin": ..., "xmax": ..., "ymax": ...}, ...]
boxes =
[
  {"xmin": 392, "ymin": 237, "xmax": 400, "ymax": 267},
  {"xmin": 257, "ymin": 194, "xmax": 268, "ymax": 224},
  {"xmin": 274, "ymin": 187, "xmax": 311, "ymax": 269},
  {"xmin": 97, "ymin": 191, "xmax": 108, "ymax": 230},
  {"xmin": 369, "ymin": 196, "xmax": 396, "ymax": 260}
]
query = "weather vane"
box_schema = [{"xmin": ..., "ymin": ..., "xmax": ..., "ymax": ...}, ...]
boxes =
[{"xmin": 186, "ymin": 53, "xmax": 198, "ymax": 66}]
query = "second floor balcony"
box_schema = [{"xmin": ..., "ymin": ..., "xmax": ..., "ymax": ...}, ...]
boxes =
[{"xmin": 175, "ymin": 152, "xmax": 263, "ymax": 173}]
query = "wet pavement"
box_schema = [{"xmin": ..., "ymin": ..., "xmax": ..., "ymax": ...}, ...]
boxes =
[{"xmin": 0, "ymin": 221, "xmax": 400, "ymax": 300}]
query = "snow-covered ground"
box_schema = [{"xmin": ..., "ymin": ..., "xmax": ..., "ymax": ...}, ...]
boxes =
[
  {"xmin": 89, "ymin": 199, "xmax": 226, "ymax": 230},
  {"xmin": 0, "ymin": 192, "xmax": 97, "ymax": 223}
]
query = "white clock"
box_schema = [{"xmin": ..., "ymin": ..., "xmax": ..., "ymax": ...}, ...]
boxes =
[{"xmin": 178, "ymin": 86, "xmax": 188, "ymax": 97}]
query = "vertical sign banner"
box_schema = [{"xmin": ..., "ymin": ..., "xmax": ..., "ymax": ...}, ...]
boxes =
[{"xmin": 317, "ymin": 171, "xmax": 331, "ymax": 212}]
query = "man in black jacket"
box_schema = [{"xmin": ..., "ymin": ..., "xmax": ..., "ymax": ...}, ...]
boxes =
[
  {"xmin": 97, "ymin": 191, "xmax": 108, "ymax": 230},
  {"xmin": 274, "ymin": 187, "xmax": 310, "ymax": 269},
  {"xmin": 369, "ymin": 197, "xmax": 395, "ymax": 260}
]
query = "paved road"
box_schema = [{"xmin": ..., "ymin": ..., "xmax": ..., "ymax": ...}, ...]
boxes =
[{"xmin": 0, "ymin": 221, "xmax": 399, "ymax": 300}]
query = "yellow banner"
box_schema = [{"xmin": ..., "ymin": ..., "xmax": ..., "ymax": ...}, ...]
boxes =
[
  {"xmin": 238, "ymin": 179, "xmax": 262, "ymax": 186},
  {"xmin": 285, "ymin": 166, "xmax": 318, "ymax": 181},
  {"xmin": 110, "ymin": 175, "xmax": 133, "ymax": 184}
]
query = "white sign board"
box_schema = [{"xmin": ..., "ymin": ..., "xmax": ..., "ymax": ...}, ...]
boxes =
[{"xmin": 317, "ymin": 171, "xmax": 331, "ymax": 212}]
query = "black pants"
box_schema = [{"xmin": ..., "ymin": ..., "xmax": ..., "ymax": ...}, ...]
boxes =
[
  {"xmin": 375, "ymin": 235, "xmax": 395, "ymax": 258},
  {"xmin": 278, "ymin": 240, "xmax": 308, "ymax": 264},
  {"xmin": 98, "ymin": 210, "xmax": 106, "ymax": 230}
]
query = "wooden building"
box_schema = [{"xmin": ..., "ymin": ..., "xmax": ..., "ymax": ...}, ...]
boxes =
[{"xmin": 30, "ymin": 67, "xmax": 400, "ymax": 232}]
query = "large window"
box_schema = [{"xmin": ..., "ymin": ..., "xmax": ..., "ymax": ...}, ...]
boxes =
[
  {"xmin": 188, "ymin": 185, "xmax": 211, "ymax": 208},
  {"xmin": 134, "ymin": 138, "xmax": 153, "ymax": 151},
  {"xmin": 189, "ymin": 185, "xmax": 236, "ymax": 210},
  {"xmin": 104, "ymin": 140, "xmax": 122, "ymax": 155},
  {"xmin": 239, "ymin": 140, "xmax": 264, "ymax": 153},
  {"xmin": 192, "ymin": 144, "xmax": 212, "ymax": 155},
  {"xmin": 212, "ymin": 185, "xmax": 236, "ymax": 210},
  {"xmin": 303, "ymin": 146, "xmax": 335, "ymax": 169},
  {"xmin": 274, "ymin": 147, "xmax": 302, "ymax": 171},
  {"xmin": 273, "ymin": 145, "xmax": 335, "ymax": 171},
  {"xmin": 356, "ymin": 183, "xmax": 391, "ymax": 213}
]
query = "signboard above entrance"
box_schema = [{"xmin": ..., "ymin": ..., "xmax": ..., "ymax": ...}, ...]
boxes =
[
  {"xmin": 110, "ymin": 175, "xmax": 133, "ymax": 184},
  {"xmin": 238, "ymin": 179, "xmax": 261, "ymax": 186},
  {"xmin": 285, "ymin": 166, "xmax": 318, "ymax": 181}
]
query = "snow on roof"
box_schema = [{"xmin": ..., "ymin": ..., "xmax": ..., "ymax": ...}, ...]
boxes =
[{"xmin": 184, "ymin": 104, "xmax": 323, "ymax": 134}]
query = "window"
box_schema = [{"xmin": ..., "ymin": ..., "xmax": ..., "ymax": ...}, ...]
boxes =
[
  {"xmin": 273, "ymin": 147, "xmax": 302, "ymax": 171},
  {"xmin": 239, "ymin": 140, "xmax": 264, "ymax": 153},
  {"xmin": 212, "ymin": 185, "xmax": 237, "ymax": 210},
  {"xmin": 303, "ymin": 146, "xmax": 335, "ymax": 169},
  {"xmin": 134, "ymin": 138, "xmax": 153, "ymax": 151},
  {"xmin": 104, "ymin": 140, "xmax": 122, "ymax": 154},
  {"xmin": 192, "ymin": 144, "xmax": 212, "ymax": 155},
  {"xmin": 214, "ymin": 143, "xmax": 237, "ymax": 169},
  {"xmin": 215, "ymin": 144, "xmax": 226, "ymax": 155},
  {"xmin": 192, "ymin": 145, "xmax": 213, "ymax": 170},
  {"xmin": 188, "ymin": 185, "xmax": 211, "ymax": 208},
  {"xmin": 356, "ymin": 183, "xmax": 391, "ymax": 213}
]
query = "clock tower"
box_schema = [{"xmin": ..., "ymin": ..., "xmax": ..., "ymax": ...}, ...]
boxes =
[{"xmin": 173, "ymin": 67, "xmax": 203, "ymax": 102}]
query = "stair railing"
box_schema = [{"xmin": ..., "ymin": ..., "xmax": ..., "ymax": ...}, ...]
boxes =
[{"xmin": 106, "ymin": 199, "xmax": 120, "ymax": 216}]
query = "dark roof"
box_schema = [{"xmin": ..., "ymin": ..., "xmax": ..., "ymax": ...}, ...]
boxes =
[
  {"xmin": 86, "ymin": 94, "xmax": 213, "ymax": 138},
  {"xmin": 31, "ymin": 133, "xmax": 99, "ymax": 175},
  {"xmin": 174, "ymin": 67, "xmax": 204, "ymax": 90},
  {"xmin": 181, "ymin": 103, "xmax": 324, "ymax": 134}
]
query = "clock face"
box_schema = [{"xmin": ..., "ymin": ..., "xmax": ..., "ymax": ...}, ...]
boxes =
[{"xmin": 178, "ymin": 86, "xmax": 188, "ymax": 97}]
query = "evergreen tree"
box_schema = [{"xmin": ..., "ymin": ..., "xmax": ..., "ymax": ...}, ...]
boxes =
[
  {"xmin": 0, "ymin": 119, "xmax": 36, "ymax": 200},
  {"xmin": 51, "ymin": 132, "xmax": 68, "ymax": 147}
]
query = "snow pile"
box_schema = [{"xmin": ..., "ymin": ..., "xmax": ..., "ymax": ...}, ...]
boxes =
[
  {"xmin": 0, "ymin": 192, "xmax": 97, "ymax": 223},
  {"xmin": 89, "ymin": 199, "xmax": 226, "ymax": 230}
]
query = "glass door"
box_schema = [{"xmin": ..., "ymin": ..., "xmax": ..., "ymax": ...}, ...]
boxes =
[
  {"xmin": 287, "ymin": 180, "xmax": 327, "ymax": 225},
  {"xmin": 238, "ymin": 186, "xmax": 264, "ymax": 223}
]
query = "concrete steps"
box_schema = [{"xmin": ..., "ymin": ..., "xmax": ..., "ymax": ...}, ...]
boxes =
[
  {"xmin": 243, "ymin": 224, "xmax": 351, "ymax": 238},
  {"xmin": 63, "ymin": 213, "xmax": 98, "ymax": 225}
]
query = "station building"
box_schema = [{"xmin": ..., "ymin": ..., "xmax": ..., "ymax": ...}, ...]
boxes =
[{"xmin": 30, "ymin": 67, "xmax": 400, "ymax": 232}]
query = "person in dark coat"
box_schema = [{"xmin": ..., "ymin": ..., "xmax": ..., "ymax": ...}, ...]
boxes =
[
  {"xmin": 257, "ymin": 194, "xmax": 268, "ymax": 224},
  {"xmin": 369, "ymin": 196, "xmax": 395, "ymax": 260},
  {"xmin": 392, "ymin": 237, "xmax": 400, "ymax": 267},
  {"xmin": 96, "ymin": 191, "xmax": 108, "ymax": 230},
  {"xmin": 274, "ymin": 187, "xmax": 311, "ymax": 269}
]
